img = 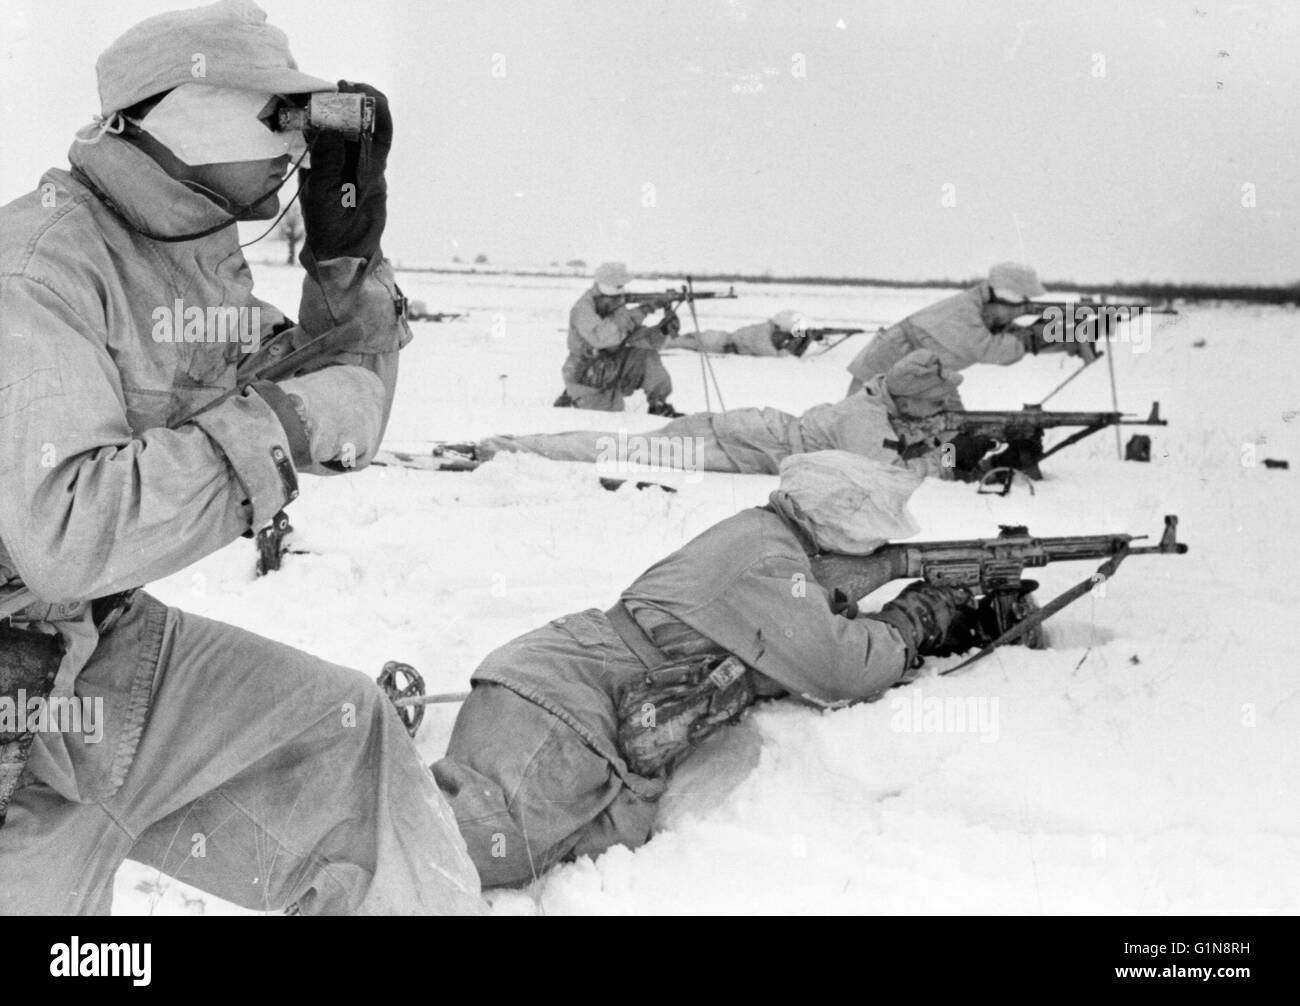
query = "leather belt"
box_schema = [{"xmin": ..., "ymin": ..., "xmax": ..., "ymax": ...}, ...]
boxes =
[{"xmin": 604, "ymin": 602, "xmax": 668, "ymax": 670}]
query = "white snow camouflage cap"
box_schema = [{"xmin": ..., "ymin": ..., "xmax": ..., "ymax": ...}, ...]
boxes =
[
  {"xmin": 593, "ymin": 262, "xmax": 632, "ymax": 291},
  {"xmin": 96, "ymin": 0, "xmax": 335, "ymax": 117},
  {"xmin": 769, "ymin": 451, "xmax": 922, "ymax": 555},
  {"xmin": 770, "ymin": 309, "xmax": 808, "ymax": 334},
  {"xmin": 987, "ymin": 262, "xmax": 1046, "ymax": 301}
]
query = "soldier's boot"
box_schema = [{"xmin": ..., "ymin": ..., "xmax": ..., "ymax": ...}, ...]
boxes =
[
  {"xmin": 432, "ymin": 442, "xmax": 480, "ymax": 461},
  {"xmin": 647, "ymin": 397, "xmax": 684, "ymax": 418}
]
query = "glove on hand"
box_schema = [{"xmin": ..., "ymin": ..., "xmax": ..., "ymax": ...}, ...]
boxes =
[
  {"xmin": 299, "ymin": 81, "xmax": 393, "ymax": 267},
  {"xmin": 863, "ymin": 582, "xmax": 977, "ymax": 665},
  {"xmin": 253, "ymin": 366, "xmax": 386, "ymax": 470}
]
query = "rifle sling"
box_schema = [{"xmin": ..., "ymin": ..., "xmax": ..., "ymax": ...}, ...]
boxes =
[{"xmin": 939, "ymin": 544, "xmax": 1132, "ymax": 676}]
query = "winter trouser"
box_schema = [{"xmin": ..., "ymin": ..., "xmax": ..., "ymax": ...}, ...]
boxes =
[
  {"xmin": 563, "ymin": 347, "xmax": 673, "ymax": 412},
  {"xmin": 478, "ymin": 412, "xmax": 790, "ymax": 474},
  {"xmin": 432, "ymin": 682, "xmax": 660, "ymax": 888},
  {"xmin": 0, "ymin": 592, "xmax": 484, "ymax": 916},
  {"xmin": 665, "ymin": 329, "xmax": 734, "ymax": 354},
  {"xmin": 665, "ymin": 329, "xmax": 781, "ymax": 356}
]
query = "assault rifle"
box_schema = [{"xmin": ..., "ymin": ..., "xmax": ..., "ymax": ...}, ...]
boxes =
[
  {"xmin": 379, "ymin": 517, "xmax": 1189, "ymax": 715},
  {"xmin": 786, "ymin": 327, "xmax": 866, "ymax": 358},
  {"xmin": 1012, "ymin": 298, "xmax": 1179, "ymax": 326},
  {"xmin": 408, "ymin": 311, "xmax": 467, "ymax": 323},
  {"xmin": 617, "ymin": 285, "xmax": 738, "ymax": 313},
  {"xmin": 811, "ymin": 515, "xmax": 1188, "ymax": 665},
  {"xmin": 896, "ymin": 402, "xmax": 1168, "ymax": 481}
]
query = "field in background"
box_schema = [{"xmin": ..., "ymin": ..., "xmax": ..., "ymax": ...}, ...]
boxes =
[{"xmin": 115, "ymin": 265, "xmax": 1300, "ymax": 915}]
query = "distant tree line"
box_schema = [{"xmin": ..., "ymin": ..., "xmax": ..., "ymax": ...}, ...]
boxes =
[{"xmin": 393, "ymin": 262, "xmax": 1299, "ymax": 305}]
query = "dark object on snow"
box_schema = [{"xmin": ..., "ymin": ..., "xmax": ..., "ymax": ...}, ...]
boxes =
[
  {"xmin": 1125, "ymin": 434, "xmax": 1152, "ymax": 462},
  {"xmin": 1263, "ymin": 458, "xmax": 1290, "ymax": 469},
  {"xmin": 598, "ymin": 476, "xmax": 677, "ymax": 494},
  {"xmin": 371, "ymin": 448, "xmax": 677, "ymax": 493},
  {"xmin": 1192, "ymin": 339, "xmax": 1207, "ymax": 348}
]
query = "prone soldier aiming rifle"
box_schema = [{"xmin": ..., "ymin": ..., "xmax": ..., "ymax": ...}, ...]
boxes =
[{"xmin": 785, "ymin": 326, "xmax": 867, "ymax": 357}]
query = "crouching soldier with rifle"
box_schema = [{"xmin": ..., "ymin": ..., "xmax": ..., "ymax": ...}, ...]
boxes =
[
  {"xmin": 0, "ymin": 1, "xmax": 481, "ymax": 915},
  {"xmin": 556, "ymin": 261, "xmax": 686, "ymax": 416},
  {"xmin": 431, "ymin": 450, "xmax": 1187, "ymax": 887}
]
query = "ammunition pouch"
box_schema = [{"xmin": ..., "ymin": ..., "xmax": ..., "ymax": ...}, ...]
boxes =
[
  {"xmin": 606, "ymin": 603, "xmax": 758, "ymax": 777},
  {"xmin": 580, "ymin": 349, "xmax": 627, "ymax": 390},
  {"xmin": 1, "ymin": 622, "xmax": 65, "ymax": 825}
]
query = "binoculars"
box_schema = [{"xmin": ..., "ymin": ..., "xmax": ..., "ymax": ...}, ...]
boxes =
[{"xmin": 276, "ymin": 92, "xmax": 375, "ymax": 139}]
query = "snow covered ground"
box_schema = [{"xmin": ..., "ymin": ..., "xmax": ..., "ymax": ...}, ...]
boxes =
[{"xmin": 114, "ymin": 265, "xmax": 1300, "ymax": 915}]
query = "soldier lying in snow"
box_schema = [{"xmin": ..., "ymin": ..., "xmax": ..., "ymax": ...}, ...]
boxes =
[
  {"xmin": 431, "ymin": 451, "xmax": 979, "ymax": 886},
  {"xmin": 665, "ymin": 309, "xmax": 808, "ymax": 356},
  {"xmin": 463, "ymin": 350, "xmax": 965, "ymax": 478}
]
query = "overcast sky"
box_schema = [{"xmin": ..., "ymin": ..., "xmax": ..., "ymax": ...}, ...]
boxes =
[{"xmin": 2, "ymin": 0, "xmax": 1296, "ymax": 284}]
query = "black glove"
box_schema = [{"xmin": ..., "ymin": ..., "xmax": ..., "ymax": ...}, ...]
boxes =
[
  {"xmin": 658, "ymin": 312, "xmax": 681, "ymax": 338},
  {"xmin": 299, "ymin": 81, "xmax": 392, "ymax": 266},
  {"xmin": 863, "ymin": 582, "xmax": 977, "ymax": 665}
]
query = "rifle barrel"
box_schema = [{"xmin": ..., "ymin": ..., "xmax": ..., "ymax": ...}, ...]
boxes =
[{"xmin": 810, "ymin": 517, "xmax": 1186, "ymax": 602}]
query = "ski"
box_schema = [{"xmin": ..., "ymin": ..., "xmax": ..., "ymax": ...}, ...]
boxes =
[{"xmin": 371, "ymin": 447, "xmax": 677, "ymax": 493}]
